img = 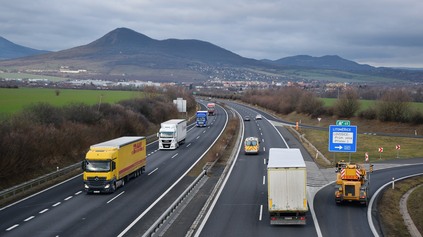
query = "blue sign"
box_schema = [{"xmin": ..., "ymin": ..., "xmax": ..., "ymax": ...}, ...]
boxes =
[{"xmin": 328, "ymin": 125, "xmax": 357, "ymax": 152}]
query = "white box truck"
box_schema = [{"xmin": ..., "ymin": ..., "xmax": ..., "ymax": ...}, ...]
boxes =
[
  {"xmin": 267, "ymin": 148, "xmax": 308, "ymax": 225},
  {"xmin": 158, "ymin": 119, "xmax": 187, "ymax": 150}
]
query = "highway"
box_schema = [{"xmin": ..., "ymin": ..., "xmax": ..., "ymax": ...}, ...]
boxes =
[
  {"xmin": 2, "ymin": 99, "xmax": 422, "ymax": 237},
  {"xmin": 193, "ymin": 101, "xmax": 423, "ymax": 237},
  {"xmin": 196, "ymin": 102, "xmax": 318, "ymax": 237},
  {"xmin": 0, "ymin": 103, "xmax": 228, "ymax": 237}
]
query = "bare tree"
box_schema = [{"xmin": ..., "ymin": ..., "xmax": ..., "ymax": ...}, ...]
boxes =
[
  {"xmin": 334, "ymin": 89, "xmax": 361, "ymax": 118},
  {"xmin": 297, "ymin": 91, "xmax": 325, "ymax": 118},
  {"xmin": 377, "ymin": 89, "xmax": 411, "ymax": 122}
]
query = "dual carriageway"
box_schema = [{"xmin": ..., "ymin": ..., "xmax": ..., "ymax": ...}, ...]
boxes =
[{"xmin": 1, "ymin": 100, "xmax": 422, "ymax": 237}]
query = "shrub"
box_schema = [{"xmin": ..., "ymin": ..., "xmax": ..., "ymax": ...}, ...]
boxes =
[
  {"xmin": 359, "ymin": 107, "xmax": 378, "ymax": 120},
  {"xmin": 409, "ymin": 110, "xmax": 423, "ymax": 125}
]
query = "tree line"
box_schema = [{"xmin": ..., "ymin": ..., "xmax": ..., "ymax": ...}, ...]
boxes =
[{"xmin": 241, "ymin": 87, "xmax": 423, "ymax": 123}]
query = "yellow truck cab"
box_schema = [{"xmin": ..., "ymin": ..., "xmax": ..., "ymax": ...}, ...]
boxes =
[
  {"xmin": 82, "ymin": 136, "xmax": 146, "ymax": 194},
  {"xmin": 244, "ymin": 137, "xmax": 260, "ymax": 155}
]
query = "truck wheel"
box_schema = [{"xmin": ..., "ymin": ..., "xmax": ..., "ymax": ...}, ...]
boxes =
[
  {"xmin": 363, "ymin": 199, "xmax": 368, "ymax": 206},
  {"xmin": 141, "ymin": 166, "xmax": 145, "ymax": 174},
  {"xmin": 111, "ymin": 183, "xmax": 116, "ymax": 192}
]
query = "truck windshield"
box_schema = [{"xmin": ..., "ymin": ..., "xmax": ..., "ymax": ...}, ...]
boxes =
[
  {"xmin": 85, "ymin": 160, "xmax": 111, "ymax": 172},
  {"xmin": 197, "ymin": 117, "xmax": 205, "ymax": 121},
  {"xmin": 246, "ymin": 140, "xmax": 258, "ymax": 146},
  {"xmin": 160, "ymin": 132, "xmax": 175, "ymax": 138}
]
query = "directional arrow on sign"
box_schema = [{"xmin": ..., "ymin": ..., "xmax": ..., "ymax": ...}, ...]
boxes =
[{"xmin": 335, "ymin": 145, "xmax": 343, "ymax": 150}]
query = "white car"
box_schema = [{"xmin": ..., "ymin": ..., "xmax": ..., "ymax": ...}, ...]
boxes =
[{"xmin": 255, "ymin": 114, "xmax": 262, "ymax": 120}]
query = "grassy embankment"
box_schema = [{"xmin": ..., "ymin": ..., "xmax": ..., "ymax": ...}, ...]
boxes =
[
  {"xmin": 378, "ymin": 176, "xmax": 423, "ymax": 237},
  {"xmin": 277, "ymin": 111, "xmax": 423, "ymax": 166}
]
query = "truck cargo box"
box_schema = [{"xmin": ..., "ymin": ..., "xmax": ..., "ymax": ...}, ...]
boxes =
[{"xmin": 267, "ymin": 148, "xmax": 308, "ymax": 225}]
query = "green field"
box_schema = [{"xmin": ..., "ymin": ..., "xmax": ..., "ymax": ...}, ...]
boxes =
[
  {"xmin": 321, "ymin": 98, "xmax": 423, "ymax": 112},
  {"xmin": 0, "ymin": 88, "xmax": 144, "ymax": 115}
]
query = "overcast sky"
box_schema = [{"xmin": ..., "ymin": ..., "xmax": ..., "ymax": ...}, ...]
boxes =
[{"xmin": 1, "ymin": 0, "xmax": 423, "ymax": 67}]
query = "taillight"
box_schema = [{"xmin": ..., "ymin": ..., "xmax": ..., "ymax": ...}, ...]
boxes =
[{"xmin": 300, "ymin": 217, "xmax": 306, "ymax": 220}]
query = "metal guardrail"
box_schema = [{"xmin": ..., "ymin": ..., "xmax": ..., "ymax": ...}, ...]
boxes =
[
  {"xmin": 142, "ymin": 170, "xmax": 207, "ymax": 237},
  {"xmin": 0, "ymin": 163, "xmax": 81, "ymax": 201}
]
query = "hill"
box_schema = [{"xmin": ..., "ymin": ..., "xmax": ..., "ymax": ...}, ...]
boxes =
[
  {"xmin": 268, "ymin": 55, "xmax": 374, "ymax": 71},
  {"xmin": 0, "ymin": 28, "xmax": 268, "ymax": 82},
  {"xmin": 0, "ymin": 36, "xmax": 49, "ymax": 60},
  {"xmin": 0, "ymin": 28, "xmax": 422, "ymax": 83}
]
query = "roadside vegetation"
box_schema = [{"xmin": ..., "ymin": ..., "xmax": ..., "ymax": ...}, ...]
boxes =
[
  {"xmin": 407, "ymin": 182, "xmax": 423, "ymax": 235},
  {"xmin": 0, "ymin": 86, "xmax": 196, "ymax": 190},
  {"xmin": 378, "ymin": 176, "xmax": 423, "ymax": 237}
]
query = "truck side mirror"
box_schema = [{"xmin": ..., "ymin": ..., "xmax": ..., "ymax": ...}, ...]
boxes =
[
  {"xmin": 157, "ymin": 133, "xmax": 159, "ymax": 138},
  {"xmin": 112, "ymin": 161, "xmax": 116, "ymax": 171}
]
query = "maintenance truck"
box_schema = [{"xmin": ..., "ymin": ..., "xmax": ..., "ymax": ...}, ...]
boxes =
[
  {"xmin": 267, "ymin": 148, "xmax": 308, "ymax": 225},
  {"xmin": 207, "ymin": 103, "xmax": 216, "ymax": 116},
  {"xmin": 158, "ymin": 119, "xmax": 187, "ymax": 150},
  {"xmin": 244, "ymin": 137, "xmax": 260, "ymax": 155},
  {"xmin": 334, "ymin": 161, "xmax": 369, "ymax": 206},
  {"xmin": 196, "ymin": 111, "xmax": 208, "ymax": 127},
  {"xmin": 82, "ymin": 136, "xmax": 146, "ymax": 194}
]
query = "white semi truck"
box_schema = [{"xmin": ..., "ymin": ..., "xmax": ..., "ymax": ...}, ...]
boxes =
[
  {"xmin": 158, "ymin": 119, "xmax": 187, "ymax": 150},
  {"xmin": 267, "ymin": 148, "xmax": 308, "ymax": 225}
]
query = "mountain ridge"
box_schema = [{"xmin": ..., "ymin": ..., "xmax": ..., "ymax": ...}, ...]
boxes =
[
  {"xmin": 0, "ymin": 36, "xmax": 50, "ymax": 60},
  {"xmin": 0, "ymin": 27, "xmax": 422, "ymax": 83}
]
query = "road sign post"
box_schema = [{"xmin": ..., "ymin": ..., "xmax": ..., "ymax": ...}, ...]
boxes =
[
  {"xmin": 396, "ymin": 144, "xmax": 401, "ymax": 158},
  {"xmin": 378, "ymin": 147, "xmax": 383, "ymax": 159},
  {"xmin": 328, "ymin": 125, "xmax": 357, "ymax": 153}
]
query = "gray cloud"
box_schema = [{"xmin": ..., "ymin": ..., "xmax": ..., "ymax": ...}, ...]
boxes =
[{"xmin": 1, "ymin": 0, "xmax": 423, "ymax": 67}]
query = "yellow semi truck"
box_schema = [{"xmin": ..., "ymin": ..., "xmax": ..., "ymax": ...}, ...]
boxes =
[{"xmin": 82, "ymin": 136, "xmax": 146, "ymax": 194}]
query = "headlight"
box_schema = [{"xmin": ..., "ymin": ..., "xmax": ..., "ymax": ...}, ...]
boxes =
[
  {"xmin": 84, "ymin": 184, "xmax": 89, "ymax": 189},
  {"xmin": 104, "ymin": 184, "xmax": 110, "ymax": 189}
]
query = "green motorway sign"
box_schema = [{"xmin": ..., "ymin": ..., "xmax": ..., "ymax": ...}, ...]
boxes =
[{"xmin": 336, "ymin": 120, "xmax": 351, "ymax": 126}]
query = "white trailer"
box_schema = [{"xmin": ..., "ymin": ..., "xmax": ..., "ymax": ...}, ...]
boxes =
[
  {"xmin": 267, "ymin": 148, "xmax": 308, "ymax": 225},
  {"xmin": 158, "ymin": 119, "xmax": 187, "ymax": 150}
]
